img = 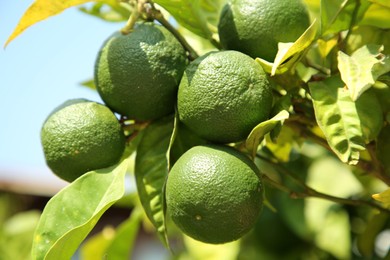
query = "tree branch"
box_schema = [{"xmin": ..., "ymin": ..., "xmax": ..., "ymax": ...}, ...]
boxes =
[
  {"xmin": 262, "ymin": 174, "xmax": 390, "ymax": 214},
  {"xmin": 258, "ymin": 155, "xmax": 390, "ymax": 214}
]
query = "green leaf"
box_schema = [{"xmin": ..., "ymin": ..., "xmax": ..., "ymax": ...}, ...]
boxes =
[
  {"xmin": 357, "ymin": 212, "xmax": 388, "ymax": 257},
  {"xmin": 177, "ymin": 26, "xmax": 218, "ymax": 56},
  {"xmin": 80, "ymin": 227, "xmax": 116, "ymax": 260},
  {"xmin": 169, "ymin": 119, "xmax": 207, "ymax": 166},
  {"xmin": 309, "ymin": 76, "xmax": 366, "ymax": 165},
  {"xmin": 369, "ymin": 0, "xmax": 390, "ymax": 8},
  {"xmin": 0, "ymin": 211, "xmax": 41, "ymax": 260},
  {"xmin": 346, "ymin": 26, "xmax": 390, "ymax": 55},
  {"xmin": 246, "ymin": 110, "xmax": 289, "ymax": 159},
  {"xmin": 105, "ymin": 207, "xmax": 142, "ymax": 258},
  {"xmin": 5, "ymin": 0, "xmax": 95, "ymax": 47},
  {"xmin": 153, "ymin": 0, "xmax": 226, "ymax": 39},
  {"xmin": 256, "ymin": 20, "xmax": 318, "ymax": 76},
  {"xmin": 360, "ymin": 3, "xmax": 390, "ymax": 29},
  {"xmin": 320, "ymin": 0, "xmax": 369, "ymax": 36},
  {"xmin": 80, "ymin": 206, "xmax": 141, "ymax": 260},
  {"xmin": 183, "ymin": 235, "xmax": 240, "ymax": 260},
  {"xmin": 338, "ymin": 44, "xmax": 390, "ymax": 101},
  {"xmin": 80, "ymin": 79, "xmax": 96, "ymax": 90},
  {"xmin": 354, "ymin": 90, "xmax": 383, "ymax": 142},
  {"xmin": 271, "ymin": 20, "xmax": 318, "ymax": 76},
  {"xmin": 79, "ymin": 1, "xmax": 131, "ymax": 22},
  {"xmin": 134, "ymin": 116, "xmax": 174, "ymax": 247},
  {"xmin": 306, "ymin": 156, "xmax": 362, "ymax": 259},
  {"xmin": 317, "ymin": 37, "xmax": 338, "ymax": 58},
  {"xmin": 31, "ymin": 158, "xmax": 130, "ymax": 260},
  {"xmin": 264, "ymin": 126, "xmax": 297, "ymax": 162}
]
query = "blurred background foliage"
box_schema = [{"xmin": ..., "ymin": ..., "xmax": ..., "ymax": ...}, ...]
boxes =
[{"xmin": 2, "ymin": 0, "xmax": 390, "ymax": 259}]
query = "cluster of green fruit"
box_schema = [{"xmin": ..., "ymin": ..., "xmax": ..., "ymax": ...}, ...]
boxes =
[{"xmin": 40, "ymin": 0, "xmax": 310, "ymax": 244}]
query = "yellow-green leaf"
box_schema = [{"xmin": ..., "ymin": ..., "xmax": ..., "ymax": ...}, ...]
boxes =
[
  {"xmin": 372, "ymin": 189, "xmax": 390, "ymax": 208},
  {"xmin": 153, "ymin": 0, "xmax": 226, "ymax": 40},
  {"xmin": 309, "ymin": 76, "xmax": 366, "ymax": 165},
  {"xmin": 245, "ymin": 110, "xmax": 289, "ymax": 159},
  {"xmin": 5, "ymin": 0, "xmax": 95, "ymax": 47},
  {"xmin": 369, "ymin": 0, "xmax": 390, "ymax": 8},
  {"xmin": 338, "ymin": 44, "xmax": 390, "ymax": 101},
  {"xmin": 271, "ymin": 19, "xmax": 318, "ymax": 76},
  {"xmin": 360, "ymin": 3, "xmax": 390, "ymax": 29}
]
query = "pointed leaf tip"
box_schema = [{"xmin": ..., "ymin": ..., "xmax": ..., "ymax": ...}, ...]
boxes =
[{"xmin": 5, "ymin": 0, "xmax": 94, "ymax": 47}]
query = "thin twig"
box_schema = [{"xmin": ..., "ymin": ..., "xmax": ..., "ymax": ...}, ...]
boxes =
[
  {"xmin": 285, "ymin": 119, "xmax": 390, "ymax": 186},
  {"xmin": 147, "ymin": 2, "xmax": 199, "ymax": 60},
  {"xmin": 121, "ymin": 1, "xmax": 140, "ymax": 34},
  {"xmin": 258, "ymin": 155, "xmax": 390, "ymax": 214},
  {"xmin": 366, "ymin": 143, "xmax": 390, "ymax": 185},
  {"xmin": 341, "ymin": 0, "xmax": 361, "ymax": 51},
  {"xmin": 263, "ymin": 174, "xmax": 390, "ymax": 213}
]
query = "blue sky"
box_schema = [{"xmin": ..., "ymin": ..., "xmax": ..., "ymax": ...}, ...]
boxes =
[{"xmin": 0, "ymin": 1, "xmax": 124, "ymax": 192}]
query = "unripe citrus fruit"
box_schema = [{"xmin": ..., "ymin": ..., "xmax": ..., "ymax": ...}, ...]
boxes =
[
  {"xmin": 218, "ymin": 0, "xmax": 311, "ymax": 61},
  {"xmin": 41, "ymin": 99, "xmax": 126, "ymax": 182},
  {"xmin": 177, "ymin": 50, "xmax": 273, "ymax": 143},
  {"xmin": 165, "ymin": 144, "xmax": 264, "ymax": 244},
  {"xmin": 94, "ymin": 22, "xmax": 188, "ymax": 121}
]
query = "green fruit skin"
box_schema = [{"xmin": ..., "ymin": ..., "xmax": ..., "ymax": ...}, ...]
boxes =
[
  {"xmin": 95, "ymin": 22, "xmax": 188, "ymax": 121},
  {"xmin": 41, "ymin": 99, "xmax": 126, "ymax": 182},
  {"xmin": 177, "ymin": 50, "xmax": 273, "ymax": 144},
  {"xmin": 218, "ymin": 0, "xmax": 311, "ymax": 62},
  {"xmin": 166, "ymin": 145, "xmax": 264, "ymax": 244}
]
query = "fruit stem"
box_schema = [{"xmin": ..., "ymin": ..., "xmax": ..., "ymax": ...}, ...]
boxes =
[
  {"xmin": 121, "ymin": 0, "xmax": 140, "ymax": 35},
  {"xmin": 146, "ymin": 1, "xmax": 199, "ymax": 60}
]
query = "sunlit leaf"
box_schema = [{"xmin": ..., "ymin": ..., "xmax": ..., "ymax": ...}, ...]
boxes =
[
  {"xmin": 79, "ymin": 0, "xmax": 131, "ymax": 22},
  {"xmin": 246, "ymin": 110, "xmax": 289, "ymax": 159},
  {"xmin": 80, "ymin": 79, "xmax": 96, "ymax": 90},
  {"xmin": 317, "ymin": 37, "xmax": 338, "ymax": 58},
  {"xmin": 153, "ymin": 0, "xmax": 226, "ymax": 39},
  {"xmin": 346, "ymin": 26, "xmax": 390, "ymax": 55},
  {"xmin": 265, "ymin": 126, "xmax": 297, "ymax": 162},
  {"xmin": 80, "ymin": 226, "xmax": 116, "ymax": 260},
  {"xmin": 306, "ymin": 199, "xmax": 351, "ymax": 258},
  {"xmin": 369, "ymin": 0, "xmax": 390, "ymax": 8},
  {"xmin": 105, "ymin": 207, "xmax": 142, "ymax": 259},
  {"xmin": 271, "ymin": 20, "xmax": 318, "ymax": 75},
  {"xmin": 320, "ymin": 0, "xmax": 369, "ymax": 35},
  {"xmin": 31, "ymin": 158, "xmax": 130, "ymax": 260},
  {"xmin": 296, "ymin": 62, "xmax": 319, "ymax": 83},
  {"xmin": 1, "ymin": 211, "xmax": 41, "ymax": 260},
  {"xmin": 338, "ymin": 44, "xmax": 390, "ymax": 101},
  {"xmin": 183, "ymin": 235, "xmax": 240, "ymax": 260},
  {"xmin": 372, "ymin": 188, "xmax": 390, "ymax": 208},
  {"xmin": 135, "ymin": 116, "xmax": 174, "ymax": 247},
  {"xmin": 309, "ymin": 76, "xmax": 366, "ymax": 164},
  {"xmin": 306, "ymin": 156, "xmax": 362, "ymax": 259},
  {"xmin": 5, "ymin": 0, "xmax": 95, "ymax": 47},
  {"xmin": 360, "ymin": 3, "xmax": 390, "ymax": 29},
  {"xmin": 177, "ymin": 26, "xmax": 218, "ymax": 56}
]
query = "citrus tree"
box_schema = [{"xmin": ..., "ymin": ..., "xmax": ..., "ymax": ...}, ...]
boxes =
[{"xmin": 6, "ymin": 0, "xmax": 390, "ymax": 259}]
